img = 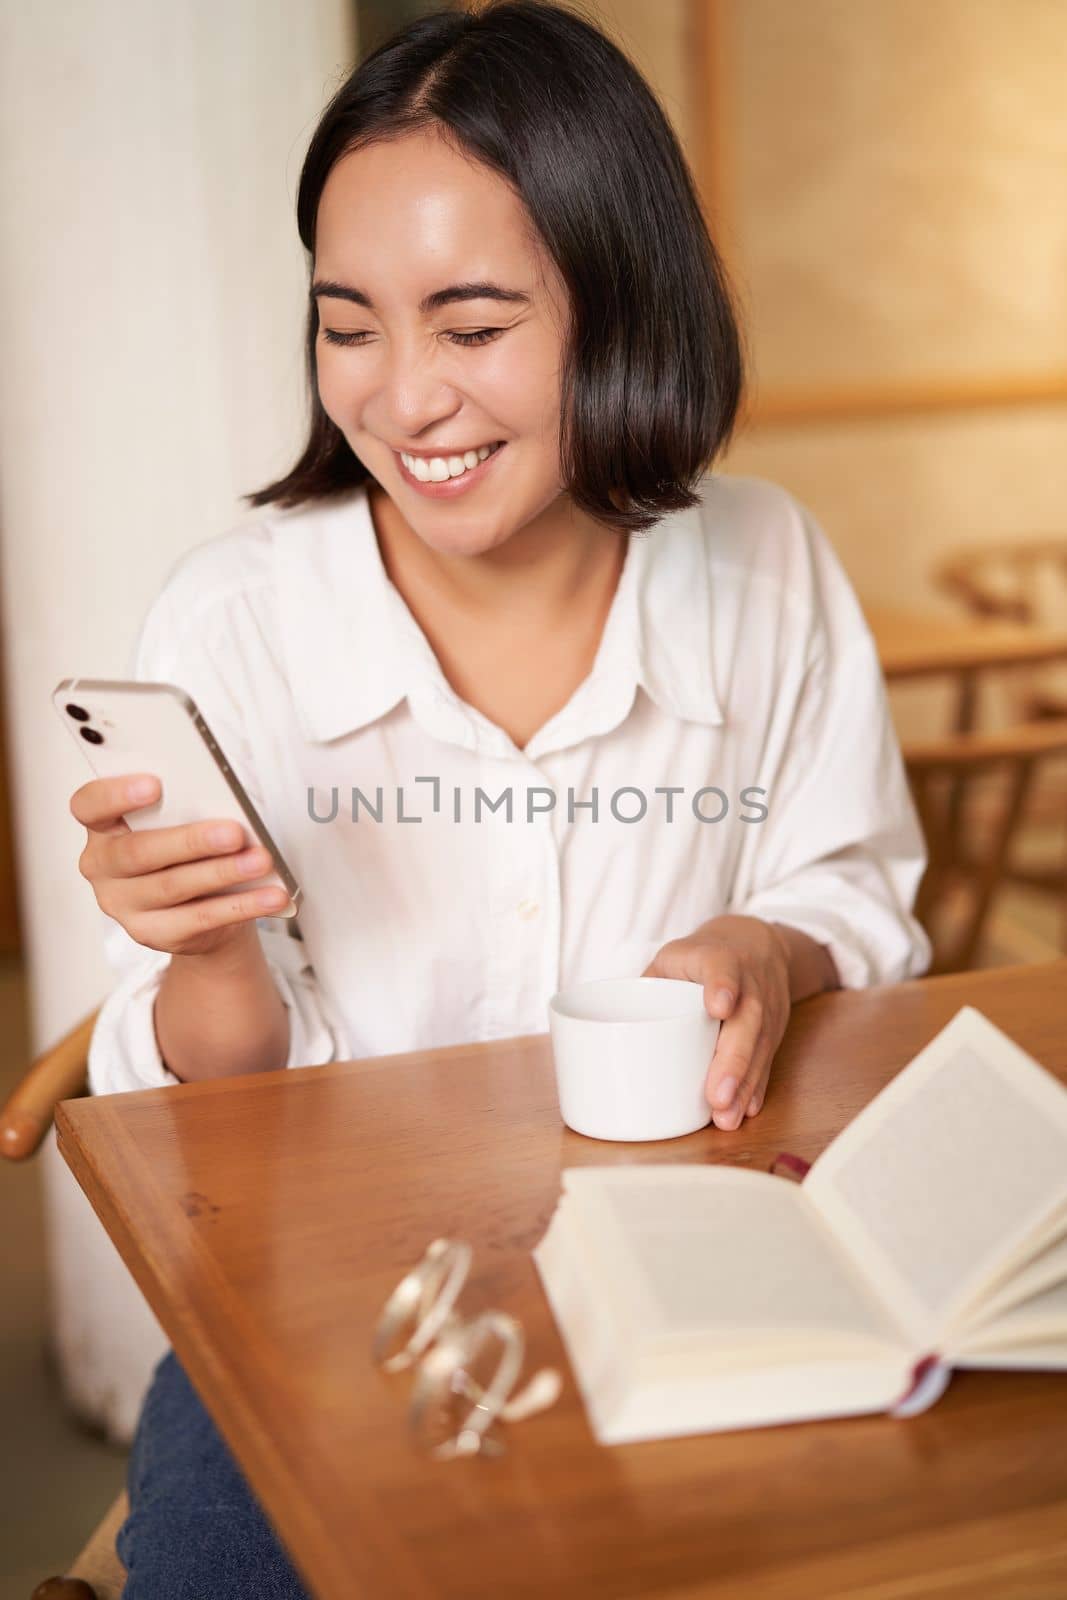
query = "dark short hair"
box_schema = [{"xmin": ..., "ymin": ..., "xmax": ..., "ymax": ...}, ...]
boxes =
[{"xmin": 248, "ymin": 0, "xmax": 745, "ymax": 534}]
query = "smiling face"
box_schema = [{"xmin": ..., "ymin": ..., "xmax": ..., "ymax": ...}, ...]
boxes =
[{"xmin": 312, "ymin": 125, "xmax": 576, "ymax": 558}]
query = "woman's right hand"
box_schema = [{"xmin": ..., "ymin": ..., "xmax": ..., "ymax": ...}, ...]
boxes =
[{"xmin": 71, "ymin": 773, "xmax": 293, "ymax": 958}]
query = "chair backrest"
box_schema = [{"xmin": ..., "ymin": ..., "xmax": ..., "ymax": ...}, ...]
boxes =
[
  {"xmin": 934, "ymin": 537, "xmax": 1067, "ymax": 719},
  {"xmin": 0, "ymin": 1007, "xmax": 98, "ymax": 1162},
  {"xmin": 904, "ymin": 719, "xmax": 1067, "ymax": 973}
]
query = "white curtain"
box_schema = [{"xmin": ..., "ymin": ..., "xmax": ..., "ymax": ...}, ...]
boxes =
[{"xmin": 0, "ymin": 0, "xmax": 355, "ymax": 1439}]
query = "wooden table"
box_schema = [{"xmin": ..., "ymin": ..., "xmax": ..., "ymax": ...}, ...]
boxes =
[
  {"xmin": 57, "ymin": 960, "xmax": 1067, "ymax": 1600},
  {"xmin": 866, "ymin": 604, "xmax": 1067, "ymax": 684}
]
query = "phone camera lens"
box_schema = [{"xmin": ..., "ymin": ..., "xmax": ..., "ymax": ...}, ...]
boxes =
[
  {"xmin": 65, "ymin": 704, "xmax": 90, "ymax": 722},
  {"xmin": 79, "ymin": 727, "xmax": 104, "ymax": 745}
]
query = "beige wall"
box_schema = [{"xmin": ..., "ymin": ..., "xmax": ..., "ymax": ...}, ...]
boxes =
[
  {"xmin": 592, "ymin": 0, "xmax": 1067, "ymax": 746},
  {"xmin": 723, "ymin": 0, "xmax": 1067, "ymax": 393}
]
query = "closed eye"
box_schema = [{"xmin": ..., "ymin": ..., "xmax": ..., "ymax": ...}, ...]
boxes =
[{"xmin": 320, "ymin": 328, "xmax": 504, "ymax": 348}]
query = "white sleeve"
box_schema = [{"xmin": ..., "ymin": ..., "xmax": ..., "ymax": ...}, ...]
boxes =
[
  {"xmin": 728, "ymin": 535, "xmax": 933, "ymax": 991},
  {"xmin": 86, "ymin": 907, "xmax": 347, "ymax": 1096},
  {"xmin": 86, "ymin": 569, "xmax": 348, "ymax": 1097}
]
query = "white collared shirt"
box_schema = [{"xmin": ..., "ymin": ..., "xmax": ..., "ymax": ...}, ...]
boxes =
[{"xmin": 87, "ymin": 472, "xmax": 932, "ymax": 1096}]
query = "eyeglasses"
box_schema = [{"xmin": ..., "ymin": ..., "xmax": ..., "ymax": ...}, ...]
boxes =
[{"xmin": 371, "ymin": 1237, "xmax": 563, "ymax": 1459}]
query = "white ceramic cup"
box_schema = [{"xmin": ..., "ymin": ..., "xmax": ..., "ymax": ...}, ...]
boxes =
[{"xmin": 547, "ymin": 976, "xmax": 720, "ymax": 1142}]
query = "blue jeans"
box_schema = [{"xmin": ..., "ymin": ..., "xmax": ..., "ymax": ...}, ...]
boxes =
[{"xmin": 117, "ymin": 1348, "xmax": 314, "ymax": 1599}]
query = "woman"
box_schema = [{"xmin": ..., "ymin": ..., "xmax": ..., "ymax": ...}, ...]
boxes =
[{"xmin": 71, "ymin": 3, "xmax": 931, "ymax": 1593}]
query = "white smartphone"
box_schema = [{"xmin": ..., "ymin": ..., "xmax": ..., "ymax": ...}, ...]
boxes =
[{"xmin": 53, "ymin": 677, "xmax": 301, "ymax": 917}]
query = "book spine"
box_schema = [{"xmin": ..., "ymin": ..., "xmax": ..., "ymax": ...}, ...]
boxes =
[
  {"xmin": 888, "ymin": 1354, "xmax": 952, "ymax": 1418},
  {"xmin": 768, "ymin": 1151, "xmax": 811, "ymax": 1182}
]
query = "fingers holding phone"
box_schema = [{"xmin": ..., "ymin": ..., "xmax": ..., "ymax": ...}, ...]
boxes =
[
  {"xmin": 57, "ymin": 678, "xmax": 301, "ymax": 959},
  {"xmin": 71, "ymin": 772, "xmax": 293, "ymax": 958}
]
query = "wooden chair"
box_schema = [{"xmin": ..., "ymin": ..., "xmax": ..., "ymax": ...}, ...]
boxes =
[
  {"xmin": 2, "ymin": 1006, "xmax": 129, "ymax": 1600},
  {"xmin": 904, "ymin": 718, "xmax": 1067, "ymax": 972},
  {"xmin": 933, "ymin": 537, "xmax": 1067, "ymax": 943},
  {"xmin": 934, "ymin": 536, "xmax": 1067, "ymax": 720},
  {"xmin": 1, "ymin": 1009, "xmax": 97, "ymax": 1162}
]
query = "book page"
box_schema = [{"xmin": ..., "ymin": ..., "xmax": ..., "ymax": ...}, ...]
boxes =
[
  {"xmin": 804, "ymin": 1007, "xmax": 1067, "ymax": 1346},
  {"xmin": 533, "ymin": 1193, "xmax": 910, "ymax": 1445},
  {"xmin": 952, "ymin": 1275, "xmax": 1067, "ymax": 1365},
  {"xmin": 560, "ymin": 1164, "xmax": 911, "ymax": 1357},
  {"xmin": 956, "ymin": 1216, "xmax": 1067, "ymax": 1334}
]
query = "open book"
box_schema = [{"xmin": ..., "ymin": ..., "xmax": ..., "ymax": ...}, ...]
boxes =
[{"xmin": 532, "ymin": 1005, "xmax": 1067, "ymax": 1444}]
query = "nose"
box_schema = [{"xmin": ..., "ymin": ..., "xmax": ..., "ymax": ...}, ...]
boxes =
[{"xmin": 374, "ymin": 335, "xmax": 462, "ymax": 440}]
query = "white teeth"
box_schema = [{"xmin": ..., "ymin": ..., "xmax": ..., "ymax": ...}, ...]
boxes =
[{"xmin": 400, "ymin": 442, "xmax": 500, "ymax": 482}]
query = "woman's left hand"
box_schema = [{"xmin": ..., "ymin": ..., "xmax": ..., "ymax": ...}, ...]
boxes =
[{"xmin": 640, "ymin": 914, "xmax": 792, "ymax": 1130}]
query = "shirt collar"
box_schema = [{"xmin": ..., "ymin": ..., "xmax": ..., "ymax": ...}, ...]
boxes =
[{"xmin": 273, "ymin": 484, "xmax": 725, "ymax": 746}]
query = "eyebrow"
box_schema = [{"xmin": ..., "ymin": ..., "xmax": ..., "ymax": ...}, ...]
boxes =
[{"xmin": 310, "ymin": 279, "xmax": 532, "ymax": 314}]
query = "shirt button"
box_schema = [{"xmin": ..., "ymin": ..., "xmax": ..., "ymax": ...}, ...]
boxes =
[{"xmin": 516, "ymin": 898, "xmax": 541, "ymax": 919}]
